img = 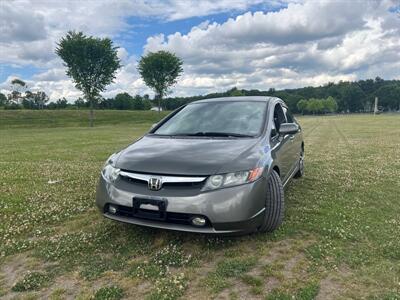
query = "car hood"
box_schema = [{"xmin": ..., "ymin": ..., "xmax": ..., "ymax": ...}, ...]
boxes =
[{"xmin": 115, "ymin": 135, "xmax": 263, "ymax": 176}]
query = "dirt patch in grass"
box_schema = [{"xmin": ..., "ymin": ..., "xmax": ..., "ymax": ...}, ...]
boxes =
[
  {"xmin": 316, "ymin": 274, "xmax": 343, "ymax": 300},
  {"xmin": 215, "ymin": 279, "xmax": 264, "ymax": 300},
  {"xmin": 0, "ymin": 253, "xmax": 55, "ymax": 290},
  {"xmin": 36, "ymin": 274, "xmax": 79, "ymax": 299},
  {"xmin": 1, "ymin": 254, "xmax": 32, "ymax": 289}
]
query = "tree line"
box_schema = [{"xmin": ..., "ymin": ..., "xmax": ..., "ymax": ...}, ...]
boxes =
[
  {"xmin": 0, "ymin": 89, "xmax": 153, "ymax": 111},
  {"xmin": 161, "ymin": 78, "xmax": 399, "ymax": 114},
  {"xmin": 1, "ymin": 77, "xmax": 399, "ymax": 115}
]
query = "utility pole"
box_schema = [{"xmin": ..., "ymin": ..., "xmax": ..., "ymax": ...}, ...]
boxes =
[{"xmin": 374, "ymin": 97, "xmax": 378, "ymax": 115}]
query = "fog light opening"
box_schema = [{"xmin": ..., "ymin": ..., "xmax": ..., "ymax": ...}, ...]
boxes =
[
  {"xmin": 191, "ymin": 216, "xmax": 206, "ymax": 227},
  {"xmin": 108, "ymin": 205, "xmax": 117, "ymax": 214}
]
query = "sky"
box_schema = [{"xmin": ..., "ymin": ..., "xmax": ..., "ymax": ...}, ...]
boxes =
[{"xmin": 1, "ymin": 0, "xmax": 399, "ymax": 102}]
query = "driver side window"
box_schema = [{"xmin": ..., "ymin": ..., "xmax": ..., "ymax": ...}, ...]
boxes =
[
  {"xmin": 271, "ymin": 103, "xmax": 286, "ymax": 138},
  {"xmin": 282, "ymin": 107, "xmax": 294, "ymax": 123}
]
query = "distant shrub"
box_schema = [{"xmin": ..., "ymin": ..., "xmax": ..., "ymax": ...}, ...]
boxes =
[{"xmin": 4, "ymin": 103, "xmax": 22, "ymax": 110}]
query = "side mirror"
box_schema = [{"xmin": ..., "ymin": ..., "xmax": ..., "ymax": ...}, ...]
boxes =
[{"xmin": 279, "ymin": 123, "xmax": 299, "ymax": 135}]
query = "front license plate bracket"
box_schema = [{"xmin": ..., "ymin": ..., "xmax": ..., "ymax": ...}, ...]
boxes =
[{"xmin": 132, "ymin": 197, "xmax": 168, "ymax": 221}]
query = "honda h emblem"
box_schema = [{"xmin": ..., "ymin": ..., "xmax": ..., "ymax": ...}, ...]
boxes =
[{"xmin": 148, "ymin": 177, "xmax": 162, "ymax": 191}]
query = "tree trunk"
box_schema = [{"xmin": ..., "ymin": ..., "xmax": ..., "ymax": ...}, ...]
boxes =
[
  {"xmin": 89, "ymin": 99, "xmax": 94, "ymax": 127},
  {"xmin": 158, "ymin": 94, "xmax": 161, "ymax": 114}
]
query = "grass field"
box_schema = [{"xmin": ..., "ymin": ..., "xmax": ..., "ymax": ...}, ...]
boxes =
[{"xmin": 0, "ymin": 111, "xmax": 399, "ymax": 300}]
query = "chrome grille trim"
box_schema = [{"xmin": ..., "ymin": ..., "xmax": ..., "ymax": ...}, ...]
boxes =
[{"xmin": 119, "ymin": 171, "xmax": 207, "ymax": 184}]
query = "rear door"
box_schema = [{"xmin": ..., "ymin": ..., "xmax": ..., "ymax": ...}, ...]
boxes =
[{"xmin": 282, "ymin": 106, "xmax": 301, "ymax": 174}]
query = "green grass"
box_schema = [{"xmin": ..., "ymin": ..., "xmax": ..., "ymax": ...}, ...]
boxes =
[
  {"xmin": 0, "ymin": 111, "xmax": 399, "ymax": 299},
  {"xmin": 0, "ymin": 109, "xmax": 169, "ymax": 128},
  {"xmin": 205, "ymin": 256, "xmax": 258, "ymax": 292},
  {"xmin": 266, "ymin": 282, "xmax": 320, "ymax": 300},
  {"xmin": 11, "ymin": 271, "xmax": 51, "ymax": 292},
  {"xmin": 94, "ymin": 285, "xmax": 124, "ymax": 300}
]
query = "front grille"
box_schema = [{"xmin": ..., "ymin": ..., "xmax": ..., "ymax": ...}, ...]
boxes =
[
  {"xmin": 120, "ymin": 176, "xmax": 147, "ymax": 186},
  {"xmin": 119, "ymin": 173, "xmax": 205, "ymax": 189},
  {"xmin": 107, "ymin": 204, "xmax": 211, "ymax": 227}
]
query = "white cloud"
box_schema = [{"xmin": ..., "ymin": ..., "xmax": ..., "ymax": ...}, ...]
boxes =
[
  {"xmin": 0, "ymin": 0, "xmax": 274, "ymax": 68},
  {"xmin": 32, "ymin": 68, "xmax": 67, "ymax": 82},
  {"xmin": 0, "ymin": 4, "xmax": 47, "ymax": 42},
  {"xmin": 161, "ymin": 0, "xmax": 265, "ymax": 21},
  {"xmin": 144, "ymin": 0, "xmax": 400, "ymax": 94}
]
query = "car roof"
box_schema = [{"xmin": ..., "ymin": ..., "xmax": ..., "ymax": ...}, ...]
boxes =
[{"xmin": 191, "ymin": 96, "xmax": 281, "ymax": 104}]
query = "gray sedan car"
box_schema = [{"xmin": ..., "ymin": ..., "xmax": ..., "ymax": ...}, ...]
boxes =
[{"xmin": 96, "ymin": 96, "xmax": 304, "ymax": 234}]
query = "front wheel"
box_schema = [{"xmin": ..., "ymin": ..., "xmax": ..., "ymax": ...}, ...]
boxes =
[{"xmin": 258, "ymin": 170, "xmax": 284, "ymax": 233}]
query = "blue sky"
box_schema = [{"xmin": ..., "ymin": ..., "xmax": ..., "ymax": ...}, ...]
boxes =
[
  {"xmin": 115, "ymin": 1, "xmax": 285, "ymax": 56},
  {"xmin": 1, "ymin": 0, "xmax": 399, "ymax": 101}
]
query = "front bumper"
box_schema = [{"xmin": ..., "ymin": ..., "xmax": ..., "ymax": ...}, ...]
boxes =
[{"xmin": 96, "ymin": 174, "xmax": 267, "ymax": 234}]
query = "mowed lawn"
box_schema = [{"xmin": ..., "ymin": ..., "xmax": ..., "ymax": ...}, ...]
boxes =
[{"xmin": 0, "ymin": 111, "xmax": 399, "ymax": 300}]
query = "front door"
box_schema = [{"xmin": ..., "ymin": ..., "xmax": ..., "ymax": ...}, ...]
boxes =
[{"xmin": 270, "ymin": 103, "xmax": 292, "ymax": 181}]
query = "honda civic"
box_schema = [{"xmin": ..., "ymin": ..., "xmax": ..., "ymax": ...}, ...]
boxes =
[{"xmin": 96, "ymin": 96, "xmax": 304, "ymax": 234}]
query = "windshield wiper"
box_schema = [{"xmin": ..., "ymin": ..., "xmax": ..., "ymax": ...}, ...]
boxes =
[{"xmin": 173, "ymin": 132, "xmax": 254, "ymax": 138}]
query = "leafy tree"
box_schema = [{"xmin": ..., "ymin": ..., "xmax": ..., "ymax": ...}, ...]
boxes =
[
  {"xmin": 20, "ymin": 91, "xmax": 49, "ymax": 109},
  {"xmin": 138, "ymin": 50, "xmax": 183, "ymax": 113},
  {"xmin": 74, "ymin": 97, "xmax": 86, "ymax": 108},
  {"xmin": 34, "ymin": 91, "xmax": 49, "ymax": 109},
  {"xmin": 341, "ymin": 84, "xmax": 364, "ymax": 112},
  {"xmin": 11, "ymin": 78, "xmax": 26, "ymax": 95},
  {"xmin": 11, "ymin": 78, "xmax": 26, "ymax": 87},
  {"xmin": 8, "ymin": 78, "xmax": 27, "ymax": 105},
  {"xmin": 8, "ymin": 91, "xmax": 21, "ymax": 103},
  {"xmin": 0, "ymin": 92, "xmax": 8, "ymax": 106},
  {"xmin": 22, "ymin": 98, "xmax": 33, "ymax": 109},
  {"xmin": 22, "ymin": 91, "xmax": 35, "ymax": 109},
  {"xmin": 324, "ymin": 96, "xmax": 338, "ymax": 113},
  {"xmin": 297, "ymin": 99, "xmax": 308, "ymax": 114},
  {"xmin": 114, "ymin": 92, "xmax": 133, "ymax": 110},
  {"xmin": 306, "ymin": 98, "xmax": 324, "ymax": 114},
  {"xmin": 375, "ymin": 84, "xmax": 400, "ymax": 111},
  {"xmin": 55, "ymin": 97, "xmax": 68, "ymax": 109},
  {"xmin": 143, "ymin": 99, "xmax": 152, "ymax": 110},
  {"xmin": 132, "ymin": 95, "xmax": 145, "ymax": 110},
  {"xmin": 98, "ymin": 98, "xmax": 113, "ymax": 109},
  {"xmin": 228, "ymin": 87, "xmax": 244, "ymax": 96},
  {"xmin": 56, "ymin": 31, "xmax": 121, "ymax": 126}
]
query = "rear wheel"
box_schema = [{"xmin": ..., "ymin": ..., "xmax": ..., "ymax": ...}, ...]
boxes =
[
  {"xmin": 294, "ymin": 149, "xmax": 304, "ymax": 178},
  {"xmin": 259, "ymin": 170, "xmax": 284, "ymax": 233}
]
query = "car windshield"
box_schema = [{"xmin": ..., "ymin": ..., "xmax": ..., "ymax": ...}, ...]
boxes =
[{"xmin": 153, "ymin": 101, "xmax": 267, "ymax": 137}]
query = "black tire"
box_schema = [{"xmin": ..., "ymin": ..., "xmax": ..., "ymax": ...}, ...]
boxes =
[
  {"xmin": 293, "ymin": 149, "xmax": 304, "ymax": 178},
  {"xmin": 259, "ymin": 170, "xmax": 284, "ymax": 233}
]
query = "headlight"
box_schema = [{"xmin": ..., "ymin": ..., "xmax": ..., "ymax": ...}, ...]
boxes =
[
  {"xmin": 102, "ymin": 154, "xmax": 120, "ymax": 183},
  {"xmin": 102, "ymin": 164, "xmax": 120, "ymax": 183},
  {"xmin": 202, "ymin": 167, "xmax": 263, "ymax": 191}
]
